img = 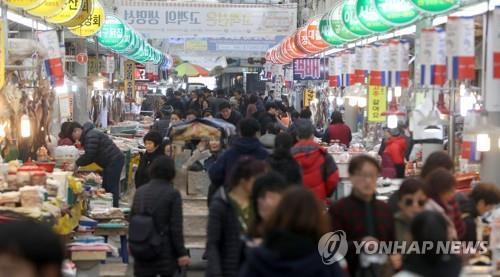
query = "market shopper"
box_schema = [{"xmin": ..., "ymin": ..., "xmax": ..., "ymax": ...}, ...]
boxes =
[
  {"xmin": 166, "ymin": 91, "xmax": 186, "ymax": 115},
  {"xmin": 212, "ymin": 89, "xmax": 229, "ymax": 115},
  {"xmin": 423, "ymin": 168, "xmax": 465, "ymax": 240},
  {"xmin": 75, "ymin": 122, "xmax": 125, "ymax": 207},
  {"xmin": 394, "ymin": 178, "xmax": 427, "ymax": 242},
  {"xmin": 246, "ymin": 94, "xmax": 259, "ymax": 118},
  {"xmin": 329, "ymin": 155, "xmax": 395, "ymax": 277},
  {"xmin": 247, "ymin": 172, "xmax": 291, "ymax": 240},
  {"xmin": 267, "ymin": 133, "xmax": 303, "ymax": 186},
  {"xmin": 205, "ymin": 138, "xmax": 224, "ymax": 206},
  {"xmin": 323, "ymin": 111, "xmax": 352, "ymax": 146},
  {"xmin": 206, "ymin": 158, "xmax": 267, "ymax": 277},
  {"xmin": 151, "ymin": 107, "xmax": 171, "ymax": 139},
  {"xmin": 457, "ymin": 183, "xmax": 500, "ymax": 242},
  {"xmin": 58, "ymin": 122, "xmax": 83, "ymax": 147},
  {"xmin": 218, "ymin": 101, "xmax": 243, "ymax": 128},
  {"xmin": 0, "ymin": 218, "xmax": 64, "ymax": 277},
  {"xmin": 208, "ymin": 118, "xmax": 268, "ymax": 191},
  {"xmin": 135, "ymin": 131, "xmax": 164, "ymax": 189},
  {"xmin": 240, "ymin": 187, "xmax": 345, "ymax": 277},
  {"xmin": 394, "ymin": 211, "xmax": 462, "ymax": 277},
  {"xmin": 186, "ymin": 110, "xmax": 199, "ymax": 121},
  {"xmin": 259, "ymin": 123, "xmax": 278, "ymax": 153},
  {"xmin": 257, "ymin": 102, "xmax": 280, "ymax": 135},
  {"xmin": 291, "ymin": 119, "xmax": 339, "ymax": 203},
  {"xmin": 130, "ymin": 156, "xmax": 190, "ymax": 277},
  {"xmin": 382, "ymin": 128, "xmax": 408, "ymax": 178}
]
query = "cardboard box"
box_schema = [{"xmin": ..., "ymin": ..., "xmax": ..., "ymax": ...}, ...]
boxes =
[{"xmin": 71, "ymin": 250, "xmax": 107, "ymax": 261}]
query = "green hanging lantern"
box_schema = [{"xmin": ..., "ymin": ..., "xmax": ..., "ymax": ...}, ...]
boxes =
[
  {"xmin": 319, "ymin": 11, "xmax": 348, "ymax": 46},
  {"xmin": 96, "ymin": 14, "xmax": 126, "ymax": 48},
  {"xmin": 356, "ymin": 0, "xmax": 393, "ymax": 33},
  {"xmin": 330, "ymin": 6, "xmax": 359, "ymax": 41},
  {"xmin": 409, "ymin": 0, "xmax": 458, "ymax": 13},
  {"xmin": 342, "ymin": 0, "xmax": 373, "ymax": 36},
  {"xmin": 374, "ymin": 0, "xmax": 420, "ymax": 25},
  {"xmin": 112, "ymin": 27, "xmax": 133, "ymax": 52}
]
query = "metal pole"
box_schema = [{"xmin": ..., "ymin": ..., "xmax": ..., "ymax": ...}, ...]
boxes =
[{"xmin": 448, "ymin": 80, "xmax": 456, "ymax": 163}]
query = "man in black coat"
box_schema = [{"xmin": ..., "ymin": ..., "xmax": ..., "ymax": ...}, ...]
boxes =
[
  {"xmin": 217, "ymin": 101, "xmax": 243, "ymax": 128},
  {"xmin": 256, "ymin": 102, "xmax": 280, "ymax": 135},
  {"xmin": 75, "ymin": 123, "xmax": 124, "ymax": 207},
  {"xmin": 134, "ymin": 131, "xmax": 164, "ymax": 189}
]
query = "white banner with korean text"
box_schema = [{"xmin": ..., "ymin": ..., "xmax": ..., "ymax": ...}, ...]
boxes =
[{"xmin": 115, "ymin": 0, "xmax": 297, "ymax": 39}]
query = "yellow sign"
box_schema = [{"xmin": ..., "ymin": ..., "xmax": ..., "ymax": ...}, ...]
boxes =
[
  {"xmin": 68, "ymin": 0, "xmax": 104, "ymax": 37},
  {"xmin": 47, "ymin": 0, "xmax": 84, "ymax": 24},
  {"xmin": 27, "ymin": 0, "xmax": 66, "ymax": 17},
  {"xmin": 5, "ymin": 0, "xmax": 45, "ymax": 10},
  {"xmin": 184, "ymin": 40, "xmax": 208, "ymax": 51},
  {"xmin": 367, "ymin": 86, "xmax": 387, "ymax": 122},
  {"xmin": 0, "ymin": 22, "xmax": 5, "ymax": 90},
  {"xmin": 62, "ymin": 0, "xmax": 93, "ymax": 27},
  {"xmin": 303, "ymin": 89, "xmax": 315, "ymax": 107},
  {"xmin": 87, "ymin": 57, "xmax": 101, "ymax": 75},
  {"xmin": 124, "ymin": 60, "xmax": 136, "ymax": 99}
]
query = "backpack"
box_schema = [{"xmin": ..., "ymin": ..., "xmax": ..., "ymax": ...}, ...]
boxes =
[{"xmin": 129, "ymin": 190, "xmax": 168, "ymax": 261}]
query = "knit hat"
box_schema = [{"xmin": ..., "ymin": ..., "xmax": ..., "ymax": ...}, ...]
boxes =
[{"xmin": 143, "ymin": 131, "xmax": 163, "ymax": 146}]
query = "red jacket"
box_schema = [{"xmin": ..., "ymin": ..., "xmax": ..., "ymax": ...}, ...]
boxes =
[
  {"xmin": 383, "ymin": 136, "xmax": 407, "ymax": 165},
  {"xmin": 291, "ymin": 140, "xmax": 339, "ymax": 202},
  {"xmin": 325, "ymin": 123, "xmax": 352, "ymax": 146}
]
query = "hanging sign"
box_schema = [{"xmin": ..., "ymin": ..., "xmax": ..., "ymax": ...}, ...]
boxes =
[
  {"xmin": 103, "ymin": 55, "xmax": 115, "ymax": 74},
  {"xmin": 27, "ymin": 0, "xmax": 66, "ymax": 17},
  {"xmin": 293, "ymin": 58, "xmax": 327, "ymax": 80},
  {"xmin": 0, "ymin": 22, "xmax": 5, "ymax": 90},
  {"xmin": 38, "ymin": 30, "xmax": 64, "ymax": 87},
  {"xmin": 446, "ymin": 16, "xmax": 475, "ymax": 81},
  {"xmin": 356, "ymin": 0, "xmax": 392, "ymax": 33},
  {"xmin": 87, "ymin": 57, "xmax": 100, "ymax": 75},
  {"xmin": 319, "ymin": 12, "xmax": 346, "ymax": 46},
  {"xmin": 69, "ymin": 0, "xmax": 104, "ymax": 37},
  {"xmin": 329, "ymin": 56, "xmax": 342, "ymax": 87},
  {"xmin": 388, "ymin": 40, "xmax": 410, "ymax": 88},
  {"xmin": 410, "ymin": 0, "xmax": 458, "ymax": 13},
  {"xmin": 331, "ymin": 6, "xmax": 359, "ymax": 41},
  {"xmin": 374, "ymin": 0, "xmax": 419, "ymax": 25},
  {"xmin": 5, "ymin": 0, "xmax": 45, "ymax": 9},
  {"xmin": 97, "ymin": 15, "xmax": 126, "ymax": 47},
  {"xmin": 47, "ymin": 0, "xmax": 84, "ymax": 24},
  {"xmin": 341, "ymin": 51, "xmax": 355, "ymax": 86},
  {"xmin": 353, "ymin": 47, "xmax": 365, "ymax": 85},
  {"xmin": 485, "ymin": 7, "xmax": 500, "ymax": 111},
  {"xmin": 76, "ymin": 53, "xmax": 88, "ymax": 64},
  {"xmin": 124, "ymin": 60, "xmax": 136, "ymax": 99},
  {"xmin": 303, "ymin": 89, "xmax": 315, "ymax": 107},
  {"xmin": 418, "ymin": 28, "xmax": 446, "ymax": 86},
  {"xmin": 370, "ymin": 43, "xmax": 390, "ymax": 86},
  {"xmin": 342, "ymin": 0, "xmax": 372, "ymax": 36},
  {"xmin": 62, "ymin": 0, "xmax": 93, "ymax": 27},
  {"xmin": 367, "ymin": 86, "xmax": 387, "ymax": 122},
  {"xmin": 306, "ymin": 18, "xmax": 330, "ymax": 49}
]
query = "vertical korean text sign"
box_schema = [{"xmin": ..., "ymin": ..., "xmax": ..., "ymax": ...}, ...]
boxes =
[
  {"xmin": 367, "ymin": 86, "xmax": 387, "ymax": 122},
  {"xmin": 293, "ymin": 58, "xmax": 327, "ymax": 81},
  {"xmin": 124, "ymin": 60, "xmax": 136, "ymax": 100}
]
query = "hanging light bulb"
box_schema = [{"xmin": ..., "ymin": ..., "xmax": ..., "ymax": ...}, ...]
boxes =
[
  {"xmin": 357, "ymin": 97, "xmax": 367, "ymax": 108},
  {"xmin": 387, "ymin": 88, "xmax": 393, "ymax": 102},
  {"xmin": 387, "ymin": 115, "xmax": 398, "ymax": 129},
  {"xmin": 336, "ymin": 97, "xmax": 344, "ymax": 106},
  {"xmin": 21, "ymin": 115, "xmax": 31, "ymax": 138},
  {"xmin": 394, "ymin": 86, "xmax": 402, "ymax": 98},
  {"xmin": 0, "ymin": 124, "xmax": 5, "ymax": 138},
  {"xmin": 476, "ymin": 133, "xmax": 491, "ymax": 152},
  {"xmin": 349, "ymin": 97, "xmax": 358, "ymax": 107}
]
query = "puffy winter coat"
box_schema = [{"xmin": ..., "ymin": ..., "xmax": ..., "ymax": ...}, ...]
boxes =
[
  {"xmin": 323, "ymin": 123, "xmax": 352, "ymax": 146},
  {"xmin": 134, "ymin": 147, "xmax": 164, "ymax": 189},
  {"xmin": 76, "ymin": 123, "xmax": 124, "ymax": 168},
  {"xmin": 383, "ymin": 136, "xmax": 408, "ymax": 165},
  {"xmin": 291, "ymin": 140, "xmax": 339, "ymax": 202}
]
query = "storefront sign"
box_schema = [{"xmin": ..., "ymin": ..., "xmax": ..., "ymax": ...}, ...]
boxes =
[
  {"xmin": 0, "ymin": 22, "xmax": 5, "ymax": 90},
  {"xmin": 446, "ymin": 17, "xmax": 475, "ymax": 80},
  {"xmin": 69, "ymin": 0, "xmax": 104, "ymax": 37},
  {"xmin": 368, "ymin": 86, "xmax": 387, "ymax": 122},
  {"xmin": 356, "ymin": 0, "xmax": 392, "ymax": 33},
  {"xmin": 293, "ymin": 58, "xmax": 326, "ymax": 80},
  {"xmin": 485, "ymin": 7, "xmax": 500, "ymax": 111},
  {"xmin": 116, "ymin": 0, "xmax": 297, "ymax": 40},
  {"xmin": 342, "ymin": 0, "xmax": 372, "ymax": 36},
  {"xmin": 185, "ymin": 40, "xmax": 208, "ymax": 51},
  {"xmin": 6, "ymin": 0, "xmax": 45, "ymax": 9},
  {"xmin": 303, "ymin": 89, "xmax": 315, "ymax": 107},
  {"xmin": 63, "ymin": 0, "xmax": 93, "ymax": 27},
  {"xmin": 319, "ymin": 13, "xmax": 346, "ymax": 46},
  {"xmin": 28, "ymin": 0, "xmax": 66, "ymax": 17},
  {"xmin": 374, "ymin": 0, "xmax": 419, "ymax": 25},
  {"xmin": 410, "ymin": 0, "xmax": 458, "ymax": 13},
  {"xmin": 124, "ymin": 60, "xmax": 136, "ymax": 99},
  {"xmin": 47, "ymin": 0, "xmax": 84, "ymax": 24},
  {"xmin": 97, "ymin": 15, "xmax": 126, "ymax": 47},
  {"xmin": 330, "ymin": 5, "xmax": 359, "ymax": 41}
]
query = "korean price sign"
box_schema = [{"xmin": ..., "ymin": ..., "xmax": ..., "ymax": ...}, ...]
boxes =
[
  {"xmin": 124, "ymin": 60, "xmax": 136, "ymax": 99},
  {"xmin": 367, "ymin": 86, "xmax": 387, "ymax": 122},
  {"xmin": 293, "ymin": 58, "xmax": 326, "ymax": 80}
]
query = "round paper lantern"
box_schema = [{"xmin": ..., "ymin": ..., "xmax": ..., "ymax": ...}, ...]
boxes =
[
  {"xmin": 278, "ymin": 44, "xmax": 293, "ymax": 63},
  {"xmin": 374, "ymin": 0, "xmax": 419, "ymax": 25},
  {"xmin": 295, "ymin": 27, "xmax": 324, "ymax": 54},
  {"xmin": 409, "ymin": 0, "xmax": 458, "ymax": 13},
  {"xmin": 46, "ymin": 0, "xmax": 84, "ymax": 24},
  {"xmin": 330, "ymin": 5, "xmax": 359, "ymax": 41},
  {"xmin": 97, "ymin": 15, "xmax": 126, "ymax": 47},
  {"xmin": 111, "ymin": 28, "xmax": 133, "ymax": 52},
  {"xmin": 118, "ymin": 32, "xmax": 141, "ymax": 55},
  {"xmin": 285, "ymin": 36, "xmax": 306, "ymax": 58},
  {"xmin": 27, "ymin": 0, "xmax": 66, "ymax": 17},
  {"xmin": 69, "ymin": 0, "xmax": 104, "ymax": 37},
  {"xmin": 62, "ymin": 0, "xmax": 93, "ymax": 27},
  {"xmin": 319, "ymin": 12, "xmax": 347, "ymax": 46},
  {"xmin": 356, "ymin": 0, "xmax": 393, "ymax": 33},
  {"xmin": 341, "ymin": 0, "xmax": 372, "ymax": 36},
  {"xmin": 5, "ymin": 0, "xmax": 45, "ymax": 10},
  {"xmin": 306, "ymin": 18, "xmax": 330, "ymax": 49}
]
